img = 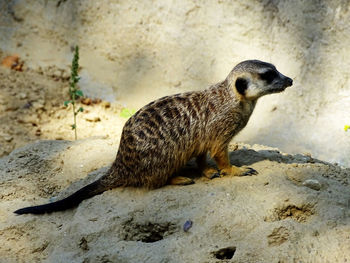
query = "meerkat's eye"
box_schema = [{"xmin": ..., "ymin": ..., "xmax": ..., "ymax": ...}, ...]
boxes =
[
  {"xmin": 260, "ymin": 70, "xmax": 277, "ymax": 84},
  {"xmin": 235, "ymin": 77, "xmax": 248, "ymax": 95}
]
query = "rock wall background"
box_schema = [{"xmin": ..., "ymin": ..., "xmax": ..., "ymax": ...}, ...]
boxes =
[{"xmin": 1, "ymin": 0, "xmax": 350, "ymax": 165}]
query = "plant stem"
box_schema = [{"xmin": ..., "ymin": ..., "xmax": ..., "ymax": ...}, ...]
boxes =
[
  {"xmin": 68, "ymin": 45, "xmax": 81, "ymax": 140},
  {"xmin": 72, "ymin": 101, "xmax": 77, "ymax": 140}
]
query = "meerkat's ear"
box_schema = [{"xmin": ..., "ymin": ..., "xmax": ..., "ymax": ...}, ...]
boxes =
[{"xmin": 235, "ymin": 77, "xmax": 248, "ymax": 95}]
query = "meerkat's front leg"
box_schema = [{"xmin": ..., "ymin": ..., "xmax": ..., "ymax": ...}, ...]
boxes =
[{"xmin": 213, "ymin": 146, "xmax": 258, "ymax": 177}]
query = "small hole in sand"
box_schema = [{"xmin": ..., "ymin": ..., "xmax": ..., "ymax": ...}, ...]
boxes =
[
  {"xmin": 121, "ymin": 220, "xmax": 177, "ymax": 243},
  {"xmin": 212, "ymin": 246, "xmax": 236, "ymax": 260}
]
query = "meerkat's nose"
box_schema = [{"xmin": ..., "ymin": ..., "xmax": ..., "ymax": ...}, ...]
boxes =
[{"xmin": 285, "ymin": 77, "xmax": 293, "ymax": 87}]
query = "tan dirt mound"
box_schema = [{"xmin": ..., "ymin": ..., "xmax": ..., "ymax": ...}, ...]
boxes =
[{"xmin": 1, "ymin": 139, "xmax": 350, "ymax": 262}]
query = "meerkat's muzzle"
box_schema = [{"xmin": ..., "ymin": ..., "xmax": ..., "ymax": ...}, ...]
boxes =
[
  {"xmin": 284, "ymin": 77, "xmax": 293, "ymax": 87},
  {"xmin": 268, "ymin": 76, "xmax": 293, "ymax": 94}
]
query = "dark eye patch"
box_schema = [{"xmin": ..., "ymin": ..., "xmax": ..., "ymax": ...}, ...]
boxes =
[
  {"xmin": 235, "ymin": 77, "xmax": 248, "ymax": 95},
  {"xmin": 260, "ymin": 70, "xmax": 278, "ymax": 83}
]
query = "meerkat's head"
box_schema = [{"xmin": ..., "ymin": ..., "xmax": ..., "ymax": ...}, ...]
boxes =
[{"xmin": 228, "ymin": 60, "xmax": 293, "ymax": 100}]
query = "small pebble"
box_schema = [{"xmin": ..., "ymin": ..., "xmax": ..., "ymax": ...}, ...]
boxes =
[
  {"xmin": 93, "ymin": 98, "xmax": 102, "ymax": 104},
  {"xmin": 32, "ymin": 101, "xmax": 45, "ymax": 110},
  {"xmin": 84, "ymin": 114, "xmax": 101, "ymax": 122},
  {"xmin": 101, "ymin": 101, "xmax": 111, "ymax": 108},
  {"xmin": 18, "ymin": 93, "xmax": 27, "ymax": 99},
  {"xmin": 183, "ymin": 220, "xmax": 193, "ymax": 232},
  {"xmin": 4, "ymin": 135, "xmax": 13, "ymax": 142},
  {"xmin": 303, "ymin": 179, "xmax": 321, "ymax": 191},
  {"xmin": 81, "ymin": 98, "xmax": 92, "ymax": 105},
  {"xmin": 23, "ymin": 102, "xmax": 32, "ymax": 109},
  {"xmin": 53, "ymin": 70, "xmax": 61, "ymax": 77},
  {"xmin": 35, "ymin": 128, "xmax": 41, "ymax": 136},
  {"xmin": 304, "ymin": 152, "xmax": 312, "ymax": 157}
]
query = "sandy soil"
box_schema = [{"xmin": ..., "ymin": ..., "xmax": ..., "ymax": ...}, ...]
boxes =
[
  {"xmin": 0, "ymin": 50, "xmax": 127, "ymax": 158},
  {"xmin": 1, "ymin": 1, "xmax": 350, "ymax": 261},
  {"xmin": 1, "ymin": 139, "xmax": 350, "ymax": 262}
]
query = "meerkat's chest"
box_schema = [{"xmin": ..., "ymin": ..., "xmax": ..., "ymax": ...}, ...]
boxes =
[{"xmin": 216, "ymin": 100, "xmax": 256, "ymax": 136}]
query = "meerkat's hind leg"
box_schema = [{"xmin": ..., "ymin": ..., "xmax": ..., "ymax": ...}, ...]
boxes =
[
  {"xmin": 169, "ymin": 176, "xmax": 195, "ymax": 185},
  {"xmin": 213, "ymin": 147, "xmax": 258, "ymax": 177},
  {"xmin": 196, "ymin": 153, "xmax": 221, "ymax": 179}
]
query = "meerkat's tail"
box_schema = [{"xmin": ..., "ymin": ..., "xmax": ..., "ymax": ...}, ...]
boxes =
[{"xmin": 14, "ymin": 179, "xmax": 110, "ymax": 215}]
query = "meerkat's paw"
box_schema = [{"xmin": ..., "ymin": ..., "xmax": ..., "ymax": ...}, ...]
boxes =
[
  {"xmin": 240, "ymin": 166, "xmax": 258, "ymax": 176},
  {"xmin": 170, "ymin": 176, "xmax": 195, "ymax": 185},
  {"xmin": 220, "ymin": 165, "xmax": 258, "ymax": 177},
  {"xmin": 202, "ymin": 167, "xmax": 221, "ymax": 179}
]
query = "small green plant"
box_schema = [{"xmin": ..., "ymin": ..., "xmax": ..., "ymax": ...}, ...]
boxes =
[
  {"xmin": 344, "ymin": 125, "xmax": 350, "ymax": 131},
  {"xmin": 120, "ymin": 108, "xmax": 136, "ymax": 119},
  {"xmin": 64, "ymin": 46, "xmax": 84, "ymax": 140}
]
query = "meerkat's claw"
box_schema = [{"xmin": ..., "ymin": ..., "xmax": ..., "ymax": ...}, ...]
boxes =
[
  {"xmin": 219, "ymin": 165, "xmax": 258, "ymax": 177},
  {"xmin": 241, "ymin": 167, "xmax": 258, "ymax": 176}
]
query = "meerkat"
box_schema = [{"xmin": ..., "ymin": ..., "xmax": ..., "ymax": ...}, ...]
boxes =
[{"xmin": 14, "ymin": 60, "xmax": 293, "ymax": 215}]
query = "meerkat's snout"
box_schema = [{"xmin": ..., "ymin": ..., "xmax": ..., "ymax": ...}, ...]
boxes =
[
  {"xmin": 279, "ymin": 72, "xmax": 293, "ymax": 89},
  {"xmin": 267, "ymin": 74, "xmax": 293, "ymax": 94},
  {"xmin": 285, "ymin": 77, "xmax": 293, "ymax": 87}
]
